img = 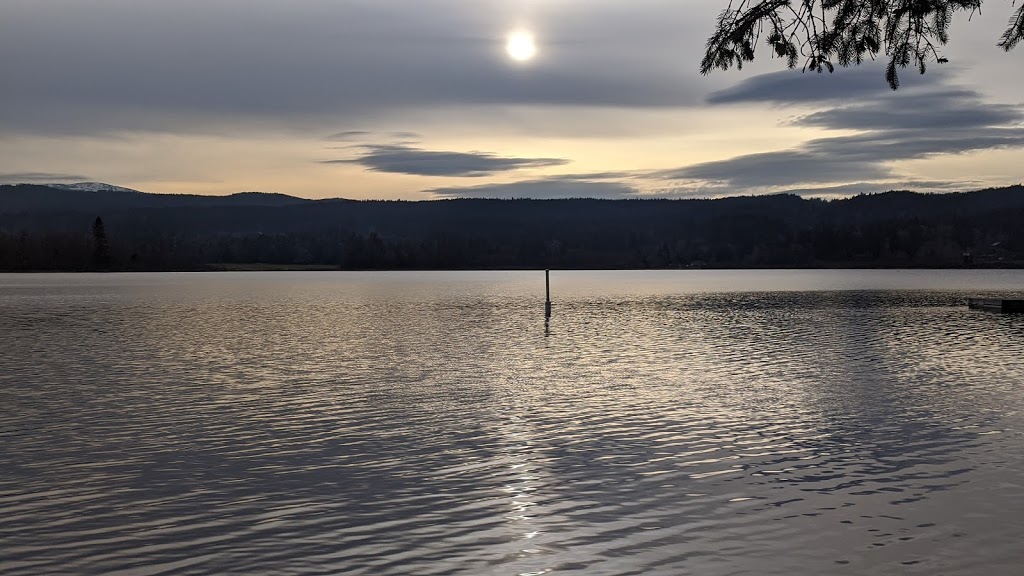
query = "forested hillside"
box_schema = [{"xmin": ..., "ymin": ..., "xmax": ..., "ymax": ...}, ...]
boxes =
[{"xmin": 1, "ymin": 184, "xmax": 1022, "ymax": 271}]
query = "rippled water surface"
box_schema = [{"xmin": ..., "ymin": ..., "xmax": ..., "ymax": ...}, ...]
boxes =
[{"xmin": 3, "ymin": 270, "xmax": 1024, "ymax": 575}]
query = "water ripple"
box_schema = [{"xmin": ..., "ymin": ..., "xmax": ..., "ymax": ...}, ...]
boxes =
[{"xmin": 2, "ymin": 271, "xmax": 1024, "ymax": 575}]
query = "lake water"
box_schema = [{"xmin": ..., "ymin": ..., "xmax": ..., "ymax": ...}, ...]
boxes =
[{"xmin": 2, "ymin": 270, "xmax": 1024, "ymax": 575}]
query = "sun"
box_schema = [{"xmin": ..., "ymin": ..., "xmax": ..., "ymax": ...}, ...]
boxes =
[{"xmin": 505, "ymin": 30, "xmax": 537, "ymax": 62}]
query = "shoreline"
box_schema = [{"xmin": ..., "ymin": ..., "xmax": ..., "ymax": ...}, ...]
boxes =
[{"xmin": 3, "ymin": 264, "xmax": 1024, "ymax": 273}]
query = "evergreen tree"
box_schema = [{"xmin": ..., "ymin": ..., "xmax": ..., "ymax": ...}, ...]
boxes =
[
  {"xmin": 701, "ymin": 0, "xmax": 1024, "ymax": 89},
  {"xmin": 92, "ymin": 216, "xmax": 111, "ymax": 270}
]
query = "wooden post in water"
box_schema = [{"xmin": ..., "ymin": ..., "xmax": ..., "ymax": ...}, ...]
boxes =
[{"xmin": 545, "ymin": 269, "xmax": 552, "ymax": 319}]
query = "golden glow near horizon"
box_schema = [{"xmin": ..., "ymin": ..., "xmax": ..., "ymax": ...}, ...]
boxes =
[{"xmin": 505, "ymin": 30, "xmax": 537, "ymax": 62}]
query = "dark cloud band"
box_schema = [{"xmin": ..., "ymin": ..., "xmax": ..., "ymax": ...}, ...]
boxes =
[
  {"xmin": 664, "ymin": 68, "xmax": 1024, "ymax": 192},
  {"xmin": 326, "ymin": 144, "xmax": 569, "ymax": 177}
]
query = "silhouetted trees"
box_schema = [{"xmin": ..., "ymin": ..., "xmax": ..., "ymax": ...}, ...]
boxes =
[
  {"xmin": 0, "ymin": 185, "xmax": 1022, "ymax": 271},
  {"xmin": 702, "ymin": 1, "xmax": 1024, "ymax": 89},
  {"xmin": 92, "ymin": 217, "xmax": 111, "ymax": 270}
]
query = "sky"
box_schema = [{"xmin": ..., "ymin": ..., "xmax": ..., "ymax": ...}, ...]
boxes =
[{"xmin": 1, "ymin": 0, "xmax": 1022, "ymax": 200}]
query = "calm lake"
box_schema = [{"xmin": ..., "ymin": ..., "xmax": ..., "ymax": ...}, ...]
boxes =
[{"xmin": 2, "ymin": 270, "xmax": 1024, "ymax": 575}]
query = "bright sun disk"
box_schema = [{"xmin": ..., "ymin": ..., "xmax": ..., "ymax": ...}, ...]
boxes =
[{"xmin": 506, "ymin": 30, "xmax": 537, "ymax": 62}]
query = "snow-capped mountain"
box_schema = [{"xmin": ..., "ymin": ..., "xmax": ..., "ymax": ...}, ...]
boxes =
[{"xmin": 49, "ymin": 182, "xmax": 140, "ymax": 193}]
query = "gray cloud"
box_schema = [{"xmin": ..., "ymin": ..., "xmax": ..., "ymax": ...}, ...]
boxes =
[
  {"xmin": 328, "ymin": 144, "xmax": 568, "ymax": 177},
  {"xmin": 793, "ymin": 91, "xmax": 1023, "ymax": 131},
  {"xmin": 0, "ymin": 172, "xmax": 90, "ymax": 184},
  {"xmin": 326, "ymin": 131, "xmax": 372, "ymax": 141},
  {"xmin": 660, "ymin": 72, "xmax": 1024, "ymax": 192},
  {"xmin": 657, "ymin": 150, "xmax": 895, "ymax": 188},
  {"xmin": 326, "ymin": 130, "xmax": 421, "ymax": 145},
  {"xmin": 805, "ymin": 129, "xmax": 1024, "ymax": 160},
  {"xmin": 536, "ymin": 171, "xmax": 640, "ymax": 181},
  {"xmin": 707, "ymin": 65, "xmax": 947, "ymax": 105},
  {"xmin": 429, "ymin": 178, "xmax": 639, "ymax": 199},
  {"xmin": 0, "ymin": 0, "xmax": 713, "ymax": 136},
  {"xmin": 389, "ymin": 132, "xmax": 422, "ymax": 141},
  {"xmin": 659, "ymin": 128, "xmax": 1024, "ymax": 190}
]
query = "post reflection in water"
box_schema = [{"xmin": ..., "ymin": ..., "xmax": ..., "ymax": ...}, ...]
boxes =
[{"xmin": 1, "ymin": 271, "xmax": 1024, "ymax": 576}]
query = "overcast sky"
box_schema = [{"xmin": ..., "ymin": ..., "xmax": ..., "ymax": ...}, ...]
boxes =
[{"xmin": 1, "ymin": 0, "xmax": 1021, "ymax": 199}]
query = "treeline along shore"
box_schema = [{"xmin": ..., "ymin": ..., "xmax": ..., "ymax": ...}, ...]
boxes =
[{"xmin": 1, "ymin": 184, "xmax": 1023, "ymax": 271}]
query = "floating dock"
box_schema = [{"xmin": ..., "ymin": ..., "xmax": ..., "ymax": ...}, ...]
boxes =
[{"xmin": 968, "ymin": 298, "xmax": 1024, "ymax": 313}]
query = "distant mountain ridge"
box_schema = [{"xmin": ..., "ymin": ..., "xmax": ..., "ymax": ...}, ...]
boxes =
[
  {"xmin": 0, "ymin": 184, "xmax": 310, "ymax": 214},
  {"xmin": 4, "ymin": 182, "xmax": 1023, "ymax": 217},
  {"xmin": 1, "ymin": 183, "xmax": 1022, "ymax": 271}
]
